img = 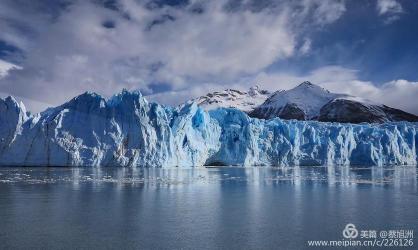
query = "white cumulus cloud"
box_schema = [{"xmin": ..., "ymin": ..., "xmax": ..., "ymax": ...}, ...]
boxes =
[
  {"xmin": 376, "ymin": 0, "xmax": 403, "ymax": 23},
  {"xmin": 0, "ymin": 59, "xmax": 21, "ymax": 79}
]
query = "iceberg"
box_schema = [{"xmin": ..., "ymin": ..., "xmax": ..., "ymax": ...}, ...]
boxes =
[{"xmin": 0, "ymin": 91, "xmax": 417, "ymax": 167}]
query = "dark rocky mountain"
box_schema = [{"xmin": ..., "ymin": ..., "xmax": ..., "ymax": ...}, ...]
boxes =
[{"xmin": 318, "ymin": 99, "xmax": 418, "ymax": 123}]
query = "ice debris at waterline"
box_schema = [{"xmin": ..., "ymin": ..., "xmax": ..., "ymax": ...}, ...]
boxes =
[{"xmin": 0, "ymin": 90, "xmax": 417, "ymax": 167}]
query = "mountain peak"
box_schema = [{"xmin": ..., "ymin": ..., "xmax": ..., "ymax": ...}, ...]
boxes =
[
  {"xmin": 297, "ymin": 81, "xmax": 314, "ymax": 87},
  {"xmin": 293, "ymin": 81, "xmax": 332, "ymax": 95},
  {"xmin": 69, "ymin": 91, "xmax": 104, "ymax": 103},
  {"xmin": 107, "ymin": 89, "xmax": 146, "ymax": 107},
  {"xmin": 251, "ymin": 81, "xmax": 344, "ymax": 119},
  {"xmin": 248, "ymin": 85, "xmax": 261, "ymax": 96},
  {"xmin": 295, "ymin": 81, "xmax": 325, "ymax": 90}
]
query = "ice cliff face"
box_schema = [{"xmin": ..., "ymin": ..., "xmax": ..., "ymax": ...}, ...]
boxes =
[
  {"xmin": 209, "ymin": 109, "xmax": 417, "ymax": 166},
  {"xmin": 0, "ymin": 91, "xmax": 417, "ymax": 167},
  {"xmin": 0, "ymin": 91, "xmax": 221, "ymax": 167}
]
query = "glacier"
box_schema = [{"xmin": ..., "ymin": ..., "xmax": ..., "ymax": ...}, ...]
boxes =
[{"xmin": 0, "ymin": 90, "xmax": 417, "ymax": 167}]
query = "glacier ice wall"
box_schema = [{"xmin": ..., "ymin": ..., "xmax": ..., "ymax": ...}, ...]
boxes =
[
  {"xmin": 0, "ymin": 91, "xmax": 417, "ymax": 167},
  {"xmin": 208, "ymin": 109, "xmax": 417, "ymax": 166}
]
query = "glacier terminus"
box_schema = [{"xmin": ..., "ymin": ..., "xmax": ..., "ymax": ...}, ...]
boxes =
[{"xmin": 0, "ymin": 90, "xmax": 417, "ymax": 167}]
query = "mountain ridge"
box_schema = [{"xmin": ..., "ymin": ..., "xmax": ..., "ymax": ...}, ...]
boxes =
[
  {"xmin": 193, "ymin": 81, "xmax": 418, "ymax": 123},
  {"xmin": 193, "ymin": 85, "xmax": 271, "ymax": 113}
]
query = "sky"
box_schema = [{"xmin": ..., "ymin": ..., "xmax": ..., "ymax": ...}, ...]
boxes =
[{"xmin": 0, "ymin": 0, "xmax": 418, "ymax": 114}]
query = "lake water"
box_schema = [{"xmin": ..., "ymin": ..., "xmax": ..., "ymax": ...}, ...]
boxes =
[{"xmin": 0, "ymin": 166, "xmax": 417, "ymax": 249}]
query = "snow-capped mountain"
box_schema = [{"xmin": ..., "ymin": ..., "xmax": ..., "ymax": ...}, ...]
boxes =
[
  {"xmin": 194, "ymin": 85, "xmax": 271, "ymax": 113},
  {"xmin": 250, "ymin": 81, "xmax": 342, "ymax": 120},
  {"xmin": 0, "ymin": 90, "xmax": 417, "ymax": 167},
  {"xmin": 194, "ymin": 81, "xmax": 418, "ymax": 123},
  {"xmin": 249, "ymin": 81, "xmax": 418, "ymax": 123}
]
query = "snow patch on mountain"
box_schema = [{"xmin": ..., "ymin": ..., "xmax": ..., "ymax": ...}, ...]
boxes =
[{"xmin": 194, "ymin": 85, "xmax": 271, "ymax": 113}]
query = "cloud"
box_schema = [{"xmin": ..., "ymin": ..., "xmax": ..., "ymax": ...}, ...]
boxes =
[
  {"xmin": 375, "ymin": 80, "xmax": 418, "ymax": 114},
  {"xmin": 146, "ymin": 82, "xmax": 220, "ymax": 106},
  {"xmin": 1, "ymin": 0, "xmax": 415, "ymax": 116},
  {"xmin": 305, "ymin": 0, "xmax": 346, "ymax": 26},
  {"xmin": 0, "ymin": 0, "xmax": 346, "ymax": 112},
  {"xmin": 0, "ymin": 59, "xmax": 22, "ymax": 79},
  {"xmin": 299, "ymin": 39, "xmax": 312, "ymax": 55},
  {"xmin": 377, "ymin": 0, "xmax": 403, "ymax": 15},
  {"xmin": 376, "ymin": 0, "xmax": 403, "ymax": 23}
]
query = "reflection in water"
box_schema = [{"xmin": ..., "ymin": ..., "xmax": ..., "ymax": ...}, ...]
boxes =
[
  {"xmin": 0, "ymin": 166, "xmax": 417, "ymax": 249},
  {"xmin": 0, "ymin": 166, "xmax": 416, "ymax": 188}
]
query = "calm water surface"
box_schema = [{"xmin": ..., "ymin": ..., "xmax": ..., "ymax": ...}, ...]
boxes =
[{"xmin": 0, "ymin": 166, "xmax": 417, "ymax": 249}]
